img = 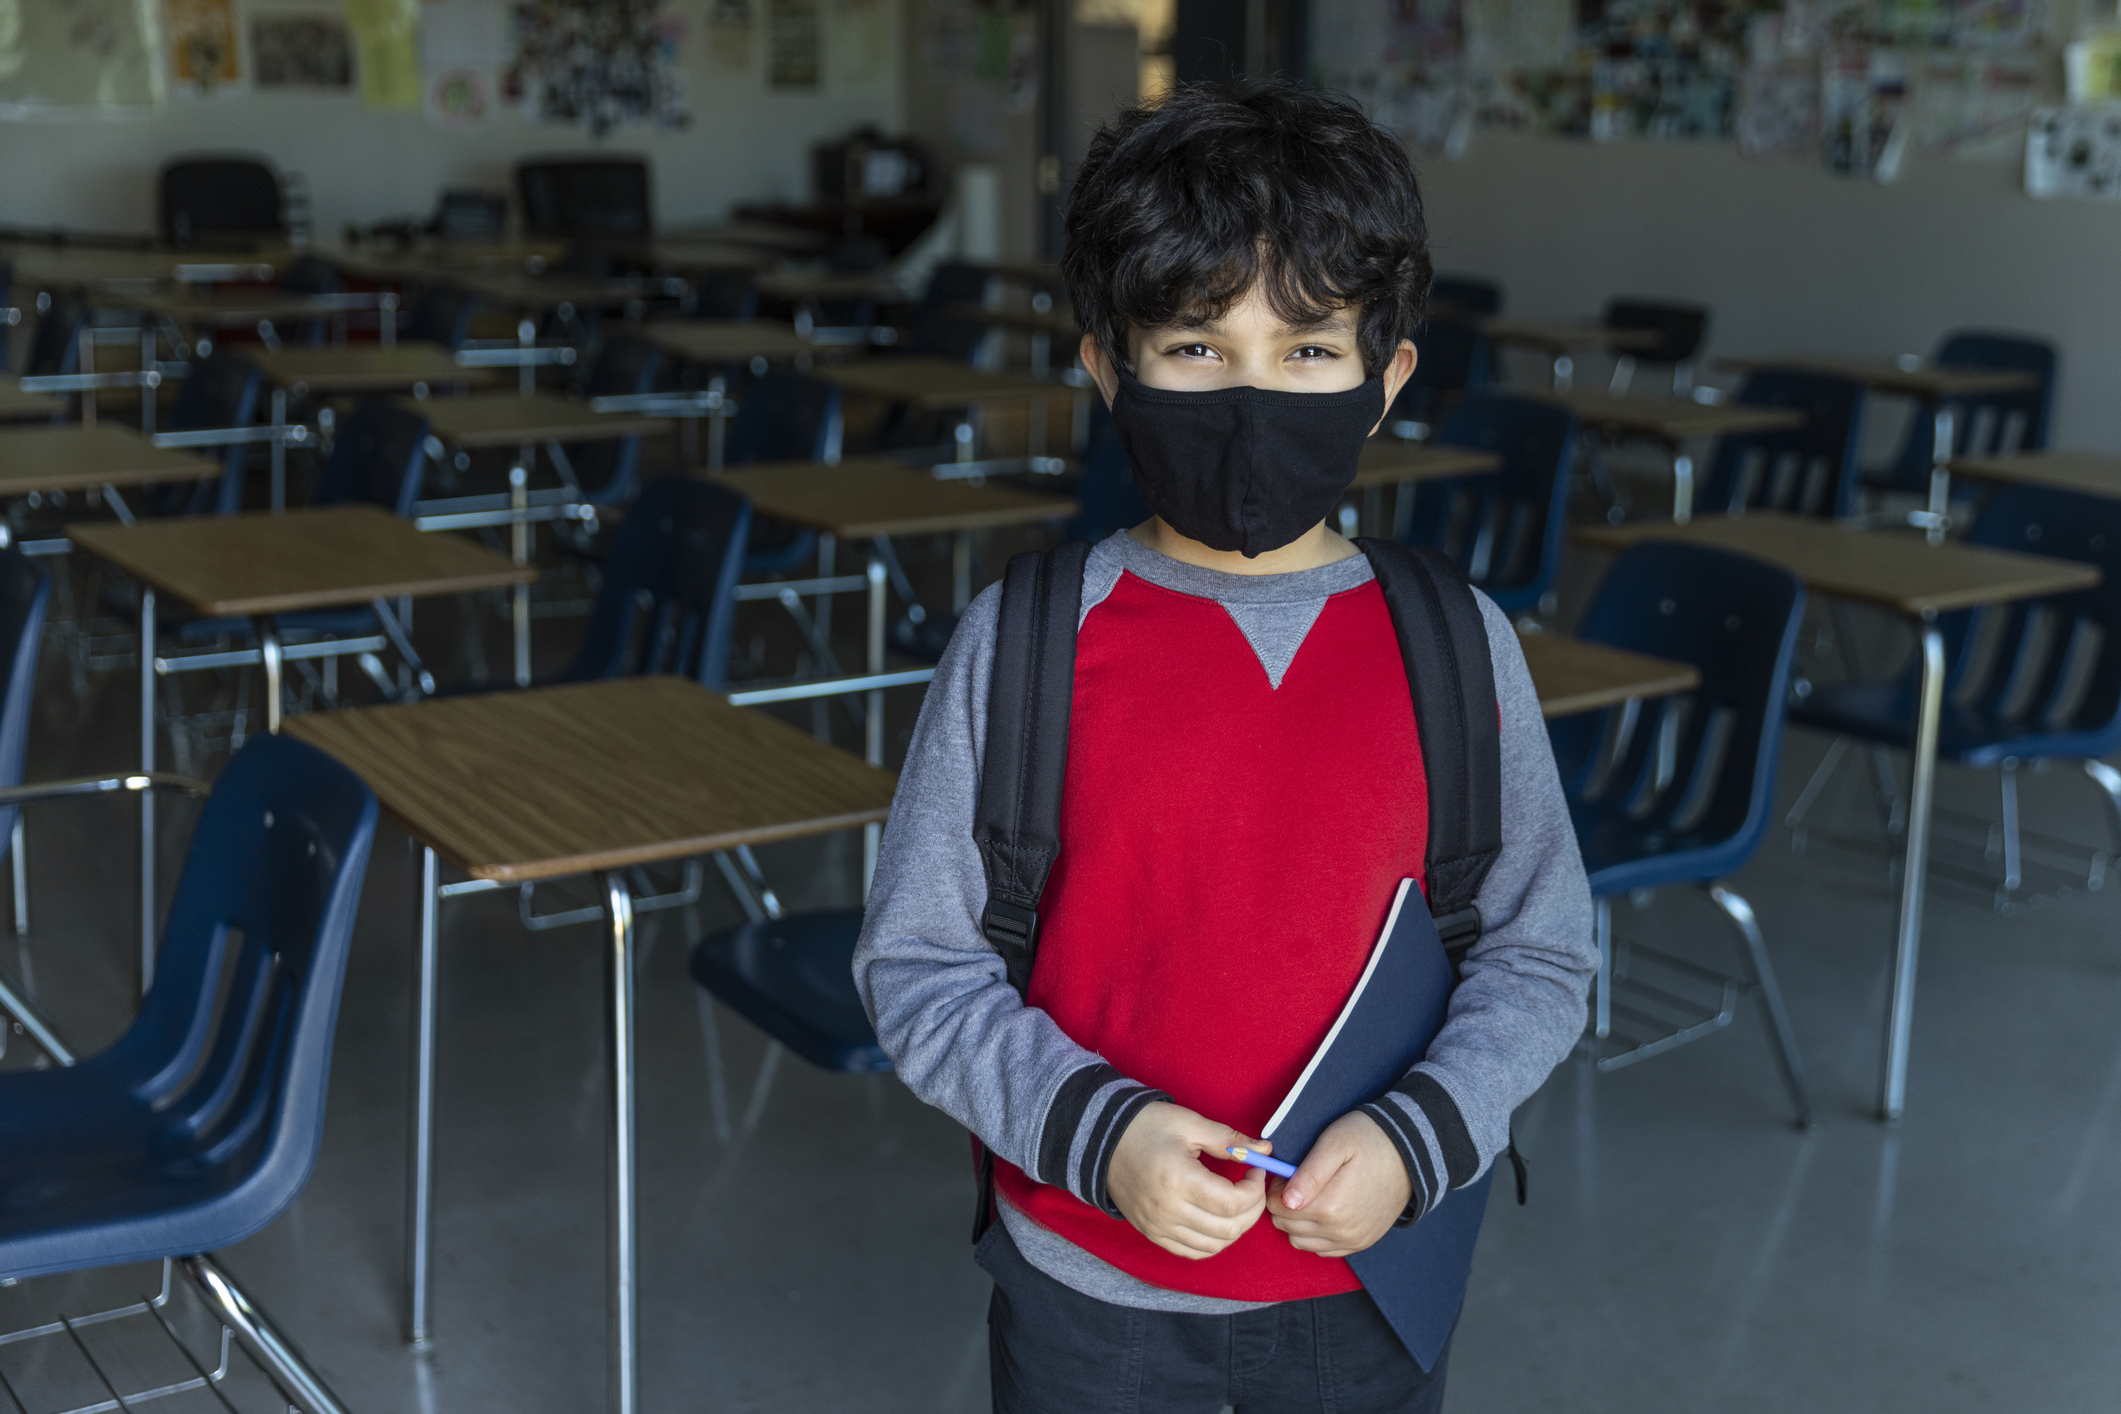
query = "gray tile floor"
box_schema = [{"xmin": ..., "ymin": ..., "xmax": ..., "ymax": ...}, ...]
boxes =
[{"xmin": 5, "ymin": 543, "xmax": 2121, "ymax": 1413}]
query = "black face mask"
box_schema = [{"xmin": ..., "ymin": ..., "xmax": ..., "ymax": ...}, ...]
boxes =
[{"xmin": 1108, "ymin": 370, "xmax": 1386, "ymax": 557}]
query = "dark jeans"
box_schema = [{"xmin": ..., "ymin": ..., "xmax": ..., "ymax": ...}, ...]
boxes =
[{"xmin": 978, "ymin": 1222, "xmax": 1451, "ymax": 1414}]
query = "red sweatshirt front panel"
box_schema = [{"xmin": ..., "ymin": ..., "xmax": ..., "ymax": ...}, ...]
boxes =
[{"xmin": 992, "ymin": 568, "xmax": 1428, "ymax": 1302}]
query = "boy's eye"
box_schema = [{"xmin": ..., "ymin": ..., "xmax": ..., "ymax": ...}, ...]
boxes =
[
  {"xmin": 1288, "ymin": 345, "xmax": 1338, "ymax": 361},
  {"xmin": 1170, "ymin": 343, "xmax": 1218, "ymax": 359}
]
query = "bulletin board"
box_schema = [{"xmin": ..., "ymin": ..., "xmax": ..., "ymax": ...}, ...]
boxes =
[{"xmin": 0, "ymin": 0, "xmax": 163, "ymax": 115}]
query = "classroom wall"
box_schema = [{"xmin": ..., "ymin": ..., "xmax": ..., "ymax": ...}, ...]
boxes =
[
  {"xmin": 0, "ymin": 6, "xmax": 905, "ymax": 239},
  {"xmin": 1416, "ymin": 134, "xmax": 2121, "ymax": 452}
]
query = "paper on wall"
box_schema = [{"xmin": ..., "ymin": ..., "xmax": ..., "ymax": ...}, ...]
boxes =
[
  {"xmin": 768, "ymin": 0, "xmax": 821, "ymax": 88},
  {"xmin": 0, "ymin": 0, "xmax": 164, "ymax": 112},
  {"xmin": 251, "ymin": 10, "xmax": 354, "ymax": 89},
  {"xmin": 1912, "ymin": 51, "xmax": 2038, "ymax": 159},
  {"xmin": 1821, "ymin": 44, "xmax": 1908, "ymax": 177},
  {"xmin": 1737, "ymin": 58, "xmax": 1820, "ymax": 156},
  {"xmin": 1463, "ymin": 0, "xmax": 1571, "ymax": 74},
  {"xmin": 828, "ymin": 0, "xmax": 889, "ymax": 88},
  {"xmin": 2025, "ymin": 103, "xmax": 2121, "ymax": 198},
  {"xmin": 167, "ymin": 0, "xmax": 241, "ymax": 89},
  {"xmin": 419, "ymin": 0, "xmax": 508, "ymax": 126},
  {"xmin": 706, "ymin": 0, "xmax": 754, "ymax": 71},
  {"xmin": 345, "ymin": 0, "xmax": 420, "ymax": 109},
  {"xmin": 2066, "ymin": 32, "xmax": 2121, "ymax": 103}
]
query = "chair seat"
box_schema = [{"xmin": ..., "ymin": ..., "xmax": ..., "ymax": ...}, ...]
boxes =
[
  {"xmin": 743, "ymin": 526, "xmax": 820, "ymax": 578},
  {"xmin": 689, "ymin": 907, "xmax": 890, "ymax": 1073},
  {"xmin": 1793, "ymin": 680, "xmax": 2121, "ymax": 768}
]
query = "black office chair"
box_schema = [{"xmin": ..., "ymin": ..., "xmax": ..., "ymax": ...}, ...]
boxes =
[
  {"xmin": 1603, "ymin": 298, "xmax": 1710, "ymax": 396},
  {"xmin": 517, "ymin": 157, "xmax": 653, "ymax": 239},
  {"xmin": 436, "ymin": 189, "xmax": 508, "ymax": 242},
  {"xmin": 160, "ymin": 156, "xmax": 283, "ymax": 245}
]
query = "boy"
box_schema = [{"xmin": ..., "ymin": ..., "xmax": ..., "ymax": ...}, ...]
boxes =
[{"xmin": 855, "ymin": 81, "xmax": 1595, "ymax": 1413}]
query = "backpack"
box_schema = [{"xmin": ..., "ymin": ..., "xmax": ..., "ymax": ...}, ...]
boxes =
[{"xmin": 968, "ymin": 536, "xmax": 1515, "ymax": 1238}]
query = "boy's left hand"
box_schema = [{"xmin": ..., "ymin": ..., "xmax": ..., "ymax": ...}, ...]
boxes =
[{"xmin": 1264, "ymin": 1111, "xmax": 1413, "ymax": 1258}]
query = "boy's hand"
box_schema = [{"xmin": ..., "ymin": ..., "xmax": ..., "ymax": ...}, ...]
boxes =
[
  {"xmin": 1107, "ymin": 1101, "xmax": 1269, "ymax": 1260},
  {"xmin": 1265, "ymin": 1111, "xmax": 1413, "ymax": 1258}
]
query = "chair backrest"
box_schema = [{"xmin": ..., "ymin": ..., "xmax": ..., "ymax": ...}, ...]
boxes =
[
  {"xmin": 405, "ymin": 283, "xmax": 479, "ymax": 351},
  {"xmin": 1550, "ymin": 543, "xmax": 1806, "ymax": 871},
  {"xmin": 1429, "ymin": 275, "xmax": 1503, "ymax": 317},
  {"xmin": 724, "ymin": 373, "xmax": 844, "ymax": 466},
  {"xmin": 25, "ymin": 288, "xmax": 90, "ymax": 379},
  {"xmin": 1698, "ymin": 370, "xmax": 1868, "ymax": 518},
  {"xmin": 687, "ymin": 267, "xmax": 761, "ymax": 322},
  {"xmin": 1879, "ymin": 331, "xmax": 2057, "ymax": 495},
  {"xmin": 583, "ymin": 332, "xmax": 662, "ymax": 398},
  {"xmin": 1404, "ymin": 394, "xmax": 1576, "ymax": 614},
  {"xmin": 160, "ymin": 158, "xmax": 283, "ymax": 245},
  {"xmin": 314, "ymin": 400, "xmax": 430, "ymax": 517},
  {"xmin": 1389, "ymin": 315, "xmax": 1492, "ymax": 431},
  {"xmin": 561, "ymin": 474, "xmax": 752, "ymax": 688},
  {"xmin": 517, "ymin": 157, "xmax": 653, "ymax": 239},
  {"xmin": 1603, "ymin": 298, "xmax": 1710, "ymax": 366},
  {"xmin": 1933, "ymin": 484, "xmax": 2121, "ymax": 751},
  {"xmin": 901, "ymin": 262, "xmax": 996, "ymax": 361},
  {"xmin": 280, "ymin": 253, "xmax": 339, "ymax": 295},
  {"xmin": 0, "ymin": 550, "xmax": 51, "ymax": 854},
  {"xmin": 88, "ymin": 735, "xmax": 377, "ymax": 1237},
  {"xmin": 168, "ymin": 348, "xmax": 263, "ymax": 515},
  {"xmin": 436, "ymin": 189, "xmax": 507, "ymax": 242},
  {"xmin": 562, "ymin": 335, "xmax": 663, "ymax": 503}
]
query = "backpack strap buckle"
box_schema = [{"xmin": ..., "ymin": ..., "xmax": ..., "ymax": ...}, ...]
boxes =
[
  {"xmin": 1435, "ymin": 904, "xmax": 1483, "ymax": 968},
  {"xmin": 981, "ymin": 897, "xmax": 1040, "ymax": 992}
]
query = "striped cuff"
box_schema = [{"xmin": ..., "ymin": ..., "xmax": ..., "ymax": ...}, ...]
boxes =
[
  {"xmin": 1359, "ymin": 1070, "xmax": 1477, "ymax": 1226},
  {"xmin": 1031, "ymin": 1062, "xmax": 1169, "ymax": 1216}
]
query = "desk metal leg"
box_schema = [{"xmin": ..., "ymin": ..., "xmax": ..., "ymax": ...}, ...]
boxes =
[
  {"xmin": 139, "ymin": 587, "xmax": 156, "ymax": 995},
  {"xmin": 1552, "ymin": 353, "xmax": 1574, "ymax": 393},
  {"xmin": 1671, "ymin": 451, "xmax": 1694, "ymax": 524},
  {"xmin": 1922, "ymin": 407, "xmax": 1956, "ymax": 545},
  {"xmin": 952, "ymin": 532, "xmax": 972, "ymax": 614},
  {"xmin": 270, "ymin": 388, "xmax": 288, "ymax": 514},
  {"xmin": 406, "ymin": 845, "xmax": 440, "ymax": 1348},
  {"xmin": 866, "ymin": 557, "xmax": 886, "ymax": 892},
  {"xmin": 599, "ymin": 873, "xmax": 640, "ymax": 1414},
  {"xmin": 511, "ymin": 461, "xmax": 532, "ymax": 687},
  {"xmin": 258, "ymin": 618, "xmax": 284, "ymax": 734},
  {"xmin": 1880, "ymin": 621, "xmax": 1946, "ymax": 1121}
]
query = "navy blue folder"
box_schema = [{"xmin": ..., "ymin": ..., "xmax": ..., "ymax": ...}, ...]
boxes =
[{"xmin": 1259, "ymin": 879, "xmax": 1492, "ymax": 1372}]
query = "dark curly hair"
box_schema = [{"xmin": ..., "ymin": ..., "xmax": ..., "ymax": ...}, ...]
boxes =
[{"xmin": 1063, "ymin": 79, "xmax": 1433, "ymax": 379}]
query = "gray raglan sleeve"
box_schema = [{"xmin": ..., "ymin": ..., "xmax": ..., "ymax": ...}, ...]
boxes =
[
  {"xmin": 853, "ymin": 583, "xmax": 1169, "ymax": 1216},
  {"xmin": 1359, "ymin": 592, "xmax": 1597, "ymax": 1221}
]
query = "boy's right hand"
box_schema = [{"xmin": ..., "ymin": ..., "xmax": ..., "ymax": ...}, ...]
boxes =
[{"xmin": 1106, "ymin": 1101, "xmax": 1268, "ymax": 1260}]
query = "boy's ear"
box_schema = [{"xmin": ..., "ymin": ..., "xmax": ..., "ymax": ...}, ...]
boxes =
[
  {"xmin": 1370, "ymin": 338, "xmax": 1419, "ymax": 437},
  {"xmin": 1080, "ymin": 334, "xmax": 1119, "ymax": 408}
]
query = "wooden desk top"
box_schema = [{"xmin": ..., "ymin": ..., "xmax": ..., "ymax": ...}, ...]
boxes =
[
  {"xmin": 661, "ymin": 221, "xmax": 829, "ymax": 253},
  {"xmin": 407, "ymin": 392, "xmax": 672, "ymax": 448},
  {"xmin": 1572, "ymin": 512, "xmax": 2099, "ymax": 617},
  {"xmin": 1350, "ymin": 440, "xmax": 1504, "ymax": 491},
  {"xmin": 944, "ymin": 302, "xmax": 1082, "ymax": 341},
  {"xmin": 70, "ymin": 504, "xmax": 534, "ymax": 616},
  {"xmin": 1715, "ymin": 356, "xmax": 2037, "ymax": 400},
  {"xmin": 284, "ymin": 675, "xmax": 897, "ymax": 882},
  {"xmin": 98, "ymin": 287, "xmax": 342, "ymax": 327},
  {"xmin": 641, "ymin": 320, "xmax": 814, "ymax": 364},
  {"xmin": 1481, "ymin": 318, "xmax": 1662, "ymax": 354},
  {"xmin": 0, "ymin": 380, "xmax": 63, "ymax": 423},
  {"xmin": 818, "ymin": 358, "xmax": 1061, "ymax": 408},
  {"xmin": 711, "ymin": 458, "xmax": 1079, "ymax": 538},
  {"xmin": 628, "ymin": 242, "xmax": 777, "ymax": 273},
  {"xmin": 458, "ymin": 272, "xmax": 667, "ymax": 312},
  {"xmin": 250, "ymin": 344, "xmax": 498, "ymax": 395},
  {"xmin": 0, "ymin": 425, "xmax": 221, "ymax": 492},
  {"xmin": 756, "ymin": 272, "xmax": 905, "ymax": 304},
  {"xmin": 1948, "ymin": 451, "xmax": 2121, "ymax": 498},
  {"xmin": 1519, "ymin": 631, "xmax": 1700, "ymax": 718},
  {"xmin": 1541, "ymin": 391, "xmax": 1805, "ymax": 441},
  {"xmin": 317, "ymin": 240, "xmax": 566, "ymax": 283},
  {"xmin": 8, "ymin": 247, "xmax": 279, "ymax": 287}
]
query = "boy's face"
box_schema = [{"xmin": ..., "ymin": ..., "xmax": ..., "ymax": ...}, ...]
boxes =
[{"xmin": 1079, "ymin": 284, "xmax": 1418, "ymax": 435}]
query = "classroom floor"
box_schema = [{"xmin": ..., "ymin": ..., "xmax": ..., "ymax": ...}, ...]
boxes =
[{"xmin": 4, "ymin": 529, "xmax": 2120, "ymax": 1414}]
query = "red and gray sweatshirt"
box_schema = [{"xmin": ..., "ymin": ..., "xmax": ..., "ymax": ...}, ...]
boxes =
[{"xmin": 854, "ymin": 530, "xmax": 1595, "ymax": 1313}]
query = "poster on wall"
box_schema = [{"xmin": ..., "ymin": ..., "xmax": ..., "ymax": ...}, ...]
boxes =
[
  {"xmin": 167, "ymin": 0, "xmax": 242, "ymax": 90},
  {"xmin": 1912, "ymin": 51, "xmax": 2037, "ymax": 158},
  {"xmin": 768, "ymin": 0, "xmax": 822, "ymax": 88},
  {"xmin": 345, "ymin": 0, "xmax": 421, "ymax": 108},
  {"xmin": 251, "ymin": 12, "xmax": 354, "ymax": 89},
  {"xmin": 707, "ymin": 0, "xmax": 756, "ymax": 71},
  {"xmin": 421, "ymin": 0, "xmax": 510, "ymax": 126},
  {"xmin": 1820, "ymin": 44, "xmax": 1908, "ymax": 177},
  {"xmin": 0, "ymin": 0, "xmax": 164, "ymax": 113},
  {"xmin": 1736, "ymin": 58, "xmax": 1820, "ymax": 155},
  {"xmin": 2025, "ymin": 103, "xmax": 2121, "ymax": 199},
  {"xmin": 512, "ymin": 0, "xmax": 690, "ymax": 134},
  {"xmin": 829, "ymin": 0, "xmax": 891, "ymax": 88}
]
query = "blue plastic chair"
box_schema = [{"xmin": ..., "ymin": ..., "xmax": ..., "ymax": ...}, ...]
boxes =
[
  {"xmin": 1869, "ymin": 332, "xmax": 2056, "ymax": 499},
  {"xmin": 1069, "ymin": 399, "xmax": 1152, "ymax": 543},
  {"xmin": 895, "ymin": 261, "xmax": 996, "ymax": 363},
  {"xmin": 1386, "ymin": 315, "xmax": 1493, "ymax": 438},
  {"xmin": 1696, "ymin": 370, "xmax": 1869, "ymax": 519},
  {"xmin": 0, "ymin": 734, "xmax": 377, "ymax": 1413},
  {"xmin": 689, "ymin": 907, "xmax": 890, "ymax": 1072},
  {"xmin": 1552, "ymin": 541, "xmax": 1812, "ymax": 1124},
  {"xmin": 686, "ymin": 266, "xmax": 762, "ymax": 322},
  {"xmin": 404, "ymin": 283, "xmax": 478, "ymax": 351},
  {"xmin": 556, "ymin": 473, "xmax": 752, "ymax": 688},
  {"xmin": 24, "ymin": 287, "xmax": 90, "ymax": 381},
  {"xmin": 1789, "ymin": 484, "xmax": 2121, "ymax": 904},
  {"xmin": 1603, "ymin": 298, "xmax": 1710, "ymax": 396},
  {"xmin": 1401, "ymin": 394, "xmax": 1576, "ymax": 615},
  {"xmin": 158, "ymin": 347, "xmax": 263, "ymax": 516},
  {"xmin": 562, "ymin": 333, "xmax": 663, "ymax": 506},
  {"xmin": 726, "ymin": 373, "xmax": 845, "ymax": 577}
]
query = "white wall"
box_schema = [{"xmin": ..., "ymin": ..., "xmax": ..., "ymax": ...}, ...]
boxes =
[
  {"xmin": 1417, "ymin": 133, "xmax": 2121, "ymax": 450},
  {"xmin": 0, "ymin": 9, "xmax": 903, "ymax": 238}
]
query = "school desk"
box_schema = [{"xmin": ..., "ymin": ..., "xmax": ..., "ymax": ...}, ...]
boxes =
[
  {"xmin": 943, "ymin": 302, "xmax": 1083, "ymax": 375},
  {"xmin": 1717, "ymin": 356, "xmax": 2040, "ymax": 540},
  {"xmin": 0, "ymin": 378, "xmax": 63, "ymax": 423},
  {"xmin": 1481, "ymin": 318, "xmax": 1663, "ymax": 391},
  {"xmin": 754, "ymin": 272, "xmax": 907, "ymax": 346},
  {"xmin": 0, "ymin": 426, "xmax": 221, "ymax": 544},
  {"xmin": 1574, "ymin": 511, "xmax": 2099, "ymax": 1120},
  {"xmin": 1344, "ymin": 440, "xmax": 1505, "ymax": 538},
  {"xmin": 1517, "ymin": 630, "xmax": 1700, "ymax": 719},
  {"xmin": 638, "ymin": 319, "xmax": 815, "ymax": 367},
  {"xmin": 70, "ymin": 505, "xmax": 533, "ymax": 975},
  {"xmin": 5, "ymin": 246, "xmax": 278, "ymax": 288},
  {"xmin": 817, "ymin": 357, "xmax": 1071, "ymax": 474},
  {"xmin": 283, "ymin": 675, "xmax": 896, "ymax": 1414},
  {"xmin": 1948, "ymin": 450, "xmax": 2121, "ymax": 501},
  {"xmin": 658, "ymin": 220, "xmax": 829, "ymax": 253},
  {"xmin": 1541, "ymin": 391, "xmax": 1806, "ymax": 524}
]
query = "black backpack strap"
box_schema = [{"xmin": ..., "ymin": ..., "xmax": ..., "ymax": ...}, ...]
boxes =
[
  {"xmin": 973, "ymin": 540, "xmax": 1091, "ymax": 1001},
  {"xmin": 1354, "ymin": 539, "xmax": 1503, "ymax": 969}
]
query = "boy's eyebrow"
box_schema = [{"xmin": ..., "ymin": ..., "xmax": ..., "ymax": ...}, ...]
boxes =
[{"xmin": 1146, "ymin": 309, "xmax": 1358, "ymax": 338}]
